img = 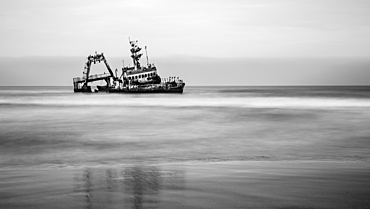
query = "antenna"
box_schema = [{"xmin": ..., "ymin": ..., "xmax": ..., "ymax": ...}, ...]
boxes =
[{"xmin": 145, "ymin": 46, "xmax": 149, "ymax": 67}]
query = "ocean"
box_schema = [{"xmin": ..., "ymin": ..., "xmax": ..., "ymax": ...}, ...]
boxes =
[{"xmin": 1, "ymin": 86, "xmax": 370, "ymax": 208}]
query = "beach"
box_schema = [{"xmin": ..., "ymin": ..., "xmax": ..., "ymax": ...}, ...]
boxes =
[{"xmin": 1, "ymin": 161, "xmax": 370, "ymax": 208}]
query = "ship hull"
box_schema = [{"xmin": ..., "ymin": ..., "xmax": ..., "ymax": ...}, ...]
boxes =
[
  {"xmin": 73, "ymin": 85, "xmax": 91, "ymax": 93},
  {"xmin": 108, "ymin": 83, "xmax": 185, "ymax": 94}
]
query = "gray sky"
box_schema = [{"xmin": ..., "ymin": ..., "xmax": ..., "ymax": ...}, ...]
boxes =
[{"xmin": 1, "ymin": 0, "xmax": 370, "ymax": 85}]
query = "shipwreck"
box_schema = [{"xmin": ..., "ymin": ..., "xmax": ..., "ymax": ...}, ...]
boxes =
[{"xmin": 73, "ymin": 39, "xmax": 185, "ymax": 93}]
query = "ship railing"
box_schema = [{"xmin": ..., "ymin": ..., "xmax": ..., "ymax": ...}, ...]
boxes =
[{"xmin": 161, "ymin": 78, "xmax": 183, "ymax": 84}]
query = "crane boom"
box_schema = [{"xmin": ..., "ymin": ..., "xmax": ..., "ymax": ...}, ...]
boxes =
[
  {"xmin": 73, "ymin": 52, "xmax": 118, "ymax": 92},
  {"xmin": 83, "ymin": 52, "xmax": 117, "ymax": 87}
]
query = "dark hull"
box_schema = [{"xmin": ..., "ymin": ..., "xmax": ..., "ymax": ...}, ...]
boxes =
[
  {"xmin": 108, "ymin": 84, "xmax": 185, "ymax": 94},
  {"xmin": 73, "ymin": 86, "xmax": 91, "ymax": 93}
]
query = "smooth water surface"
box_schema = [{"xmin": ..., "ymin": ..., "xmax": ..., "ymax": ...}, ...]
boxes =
[{"xmin": 1, "ymin": 86, "xmax": 370, "ymax": 208}]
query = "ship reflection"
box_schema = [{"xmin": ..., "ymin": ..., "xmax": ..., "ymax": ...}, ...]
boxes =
[
  {"xmin": 123, "ymin": 167, "xmax": 161, "ymax": 208},
  {"xmin": 73, "ymin": 165, "xmax": 185, "ymax": 208}
]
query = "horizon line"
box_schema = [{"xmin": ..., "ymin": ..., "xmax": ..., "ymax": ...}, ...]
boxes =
[{"xmin": 1, "ymin": 85, "xmax": 369, "ymax": 87}]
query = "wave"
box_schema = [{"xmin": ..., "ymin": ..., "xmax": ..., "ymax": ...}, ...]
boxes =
[
  {"xmin": 1, "ymin": 95, "xmax": 370, "ymax": 109},
  {"xmin": 0, "ymin": 90, "xmax": 72, "ymax": 94}
]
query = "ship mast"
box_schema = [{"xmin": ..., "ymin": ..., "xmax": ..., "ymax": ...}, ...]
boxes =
[
  {"xmin": 145, "ymin": 46, "xmax": 149, "ymax": 67},
  {"xmin": 129, "ymin": 38, "xmax": 143, "ymax": 71}
]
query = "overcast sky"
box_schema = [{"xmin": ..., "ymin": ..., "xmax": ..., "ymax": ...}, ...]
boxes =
[{"xmin": 1, "ymin": 0, "xmax": 370, "ymax": 85}]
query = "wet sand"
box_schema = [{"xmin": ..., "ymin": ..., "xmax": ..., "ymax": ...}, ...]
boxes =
[{"xmin": 1, "ymin": 160, "xmax": 370, "ymax": 209}]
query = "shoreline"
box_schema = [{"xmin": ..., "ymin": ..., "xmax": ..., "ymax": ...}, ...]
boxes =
[{"xmin": 1, "ymin": 160, "xmax": 370, "ymax": 208}]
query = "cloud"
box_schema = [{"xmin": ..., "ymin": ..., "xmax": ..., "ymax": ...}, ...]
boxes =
[{"xmin": 1, "ymin": 0, "xmax": 370, "ymax": 58}]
